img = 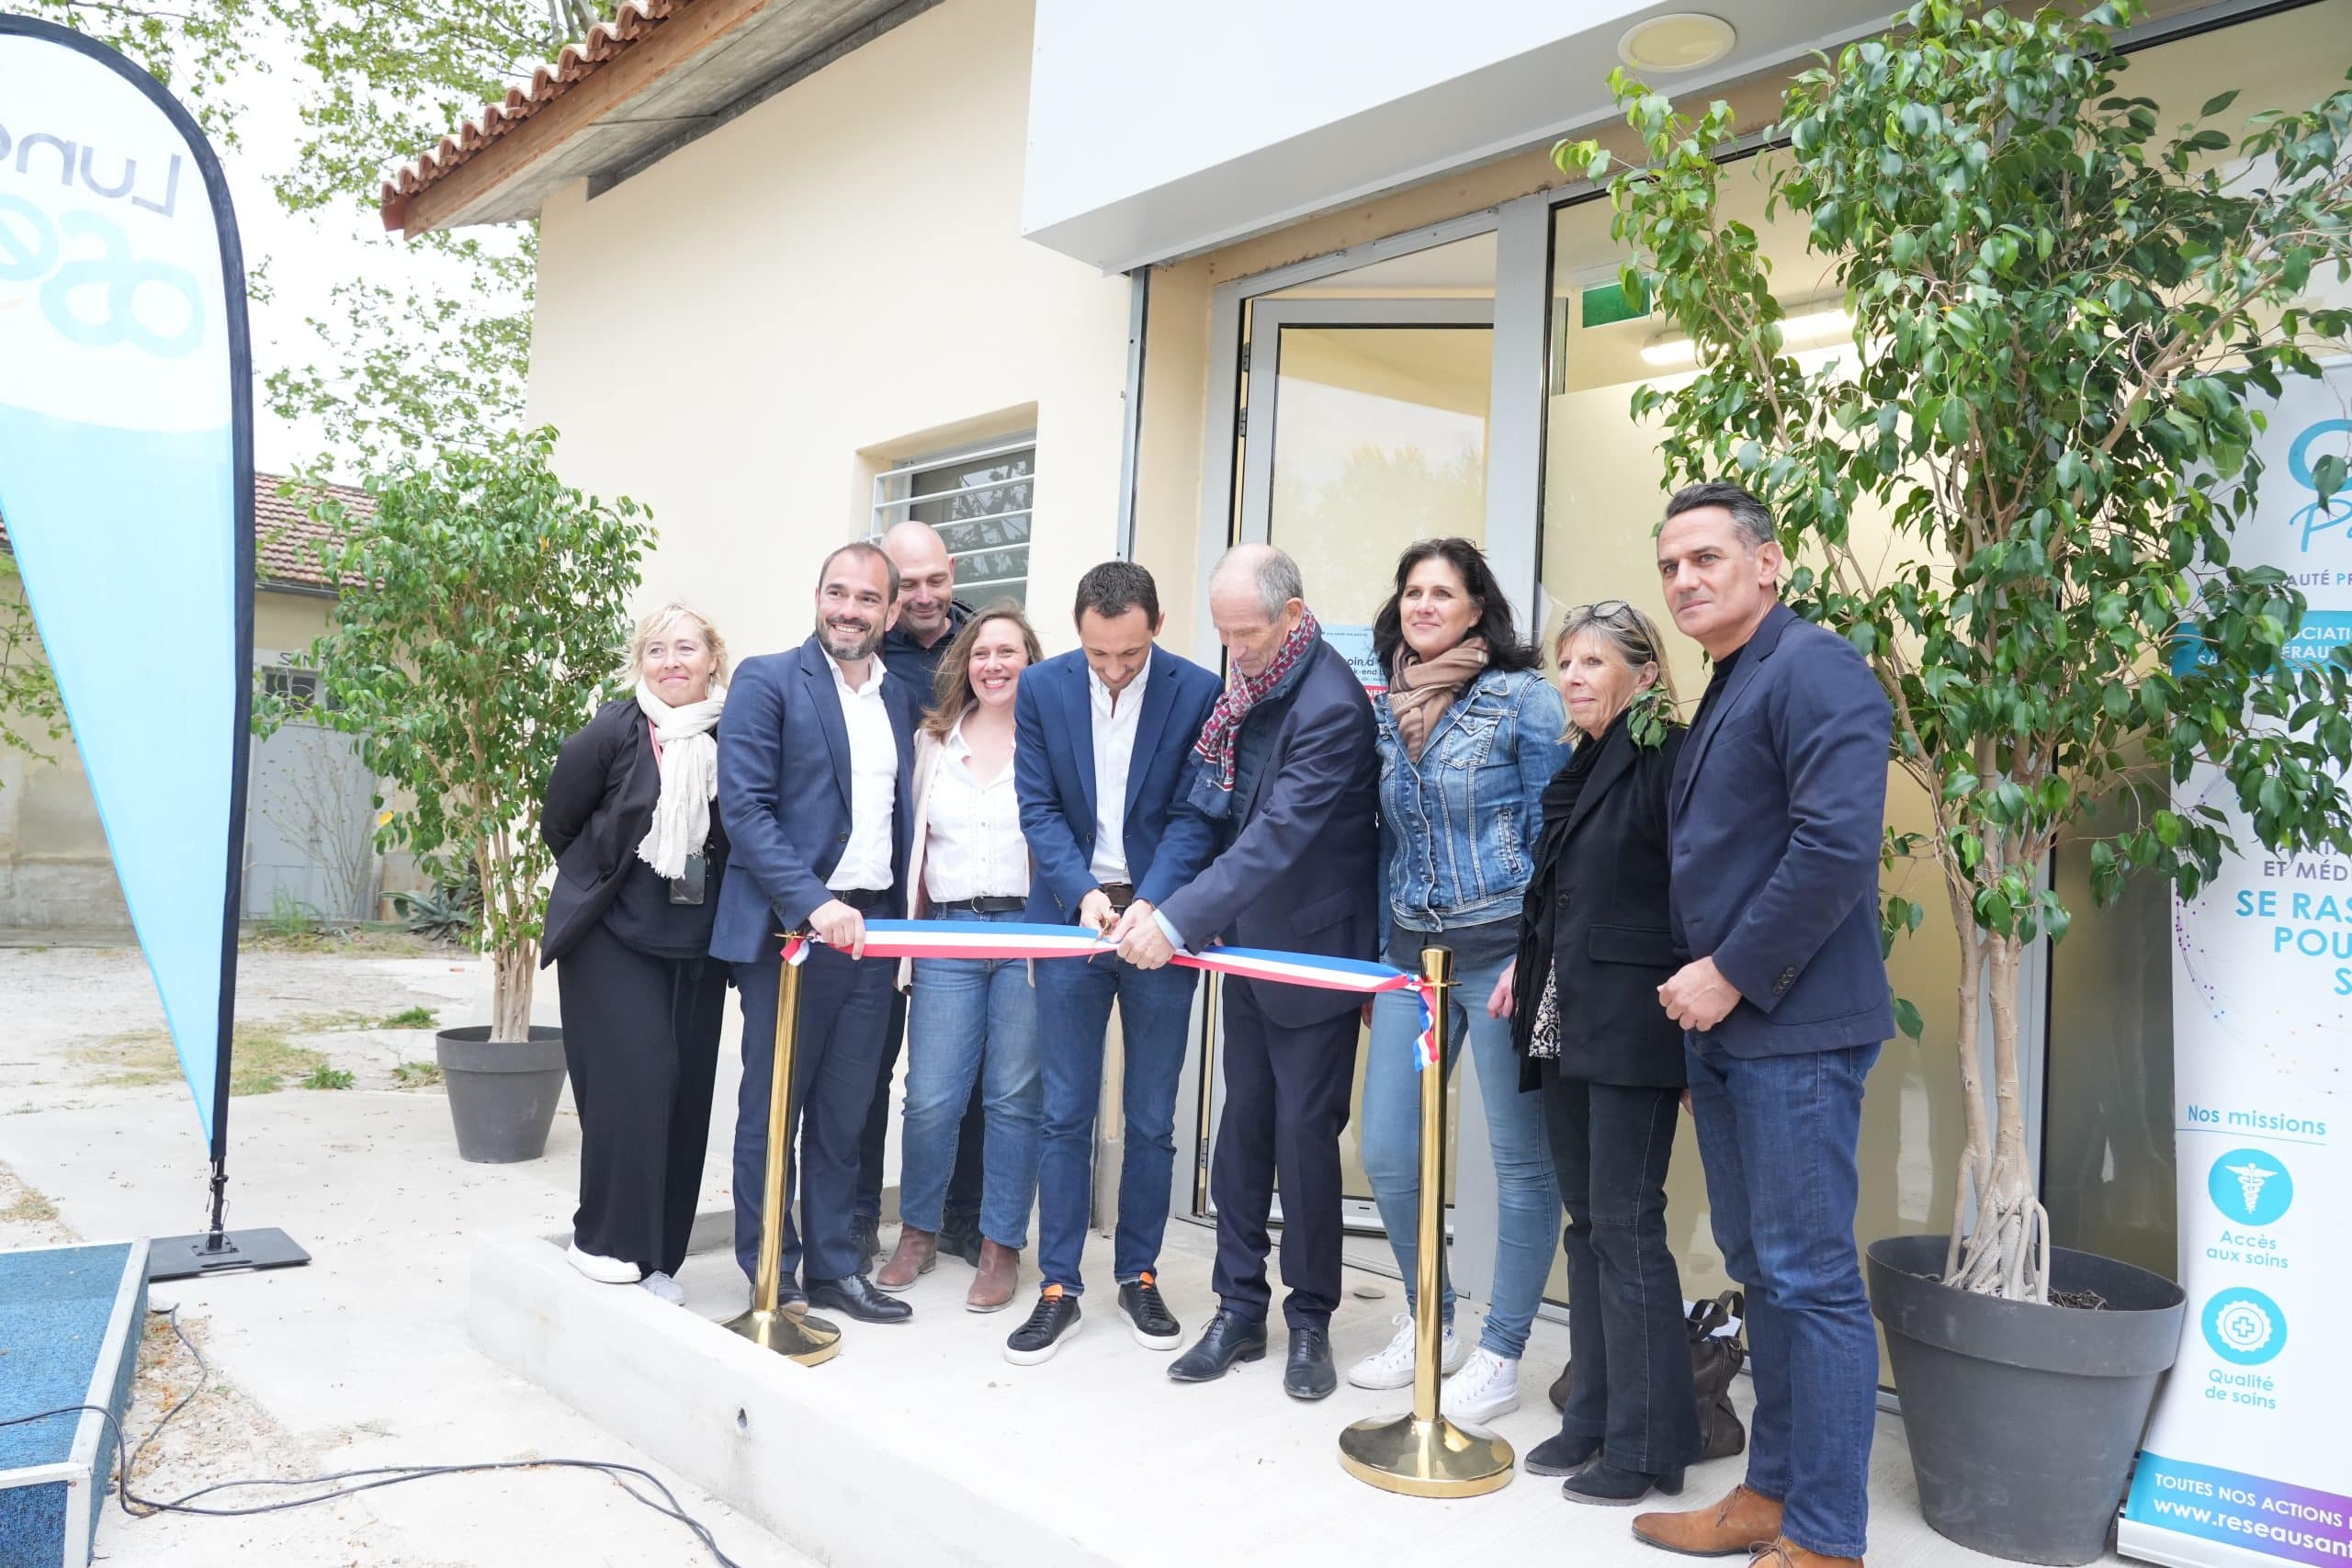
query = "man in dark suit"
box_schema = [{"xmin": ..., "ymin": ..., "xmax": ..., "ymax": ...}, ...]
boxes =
[
  {"xmin": 711, "ymin": 541, "xmax": 922, "ymax": 1326},
  {"xmin": 1000, "ymin": 561, "xmax": 1222, "ymax": 1365},
  {"xmin": 1117, "ymin": 543, "xmax": 1380, "ymax": 1401},
  {"xmin": 1637, "ymin": 481, "xmax": 1893, "ymax": 1568}
]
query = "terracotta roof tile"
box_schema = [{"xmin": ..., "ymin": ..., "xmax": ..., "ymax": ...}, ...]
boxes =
[
  {"xmin": 379, "ymin": 1, "xmax": 683, "ymax": 231},
  {"xmin": 0, "ymin": 472, "xmax": 374, "ymax": 593}
]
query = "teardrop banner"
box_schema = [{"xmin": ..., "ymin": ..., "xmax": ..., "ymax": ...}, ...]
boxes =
[{"xmin": 0, "ymin": 14, "xmax": 305, "ymax": 1278}]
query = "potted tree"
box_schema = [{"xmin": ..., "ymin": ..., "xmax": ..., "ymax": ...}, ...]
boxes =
[
  {"xmin": 1557, "ymin": 3, "xmax": 2352, "ymax": 1561},
  {"xmin": 278, "ymin": 428, "xmax": 651, "ymax": 1161}
]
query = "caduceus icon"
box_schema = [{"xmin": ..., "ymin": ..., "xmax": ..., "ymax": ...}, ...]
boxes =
[{"xmin": 2223, "ymin": 1160, "xmax": 2275, "ymax": 1217}]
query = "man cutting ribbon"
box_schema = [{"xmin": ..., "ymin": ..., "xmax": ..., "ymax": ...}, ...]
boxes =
[{"xmin": 1111, "ymin": 543, "xmax": 1381, "ymax": 1403}]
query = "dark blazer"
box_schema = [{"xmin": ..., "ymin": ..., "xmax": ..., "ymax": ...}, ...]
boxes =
[
  {"xmin": 1157, "ymin": 639, "xmax": 1382, "ymax": 1028},
  {"xmin": 708, "ymin": 636, "xmax": 921, "ymax": 965},
  {"xmin": 538, "ymin": 698, "xmax": 731, "ymax": 965},
  {"xmin": 1013, "ymin": 646, "xmax": 1223, "ymax": 924},
  {"xmin": 1668, "ymin": 603, "xmax": 1894, "ymax": 1055},
  {"xmin": 1512, "ymin": 721, "xmax": 1685, "ymax": 1089}
]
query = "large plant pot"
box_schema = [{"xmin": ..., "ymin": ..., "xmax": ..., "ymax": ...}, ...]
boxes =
[
  {"xmin": 435, "ymin": 1025, "xmax": 567, "ymax": 1164},
  {"xmin": 1868, "ymin": 1234, "xmax": 2186, "ymax": 1566}
]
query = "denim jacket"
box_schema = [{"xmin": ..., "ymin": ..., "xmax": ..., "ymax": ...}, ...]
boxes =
[{"xmin": 1376, "ymin": 666, "xmax": 1570, "ymax": 931}]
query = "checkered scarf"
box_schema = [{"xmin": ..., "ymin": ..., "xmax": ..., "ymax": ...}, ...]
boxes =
[{"xmin": 1192, "ymin": 604, "xmax": 1322, "ymax": 800}]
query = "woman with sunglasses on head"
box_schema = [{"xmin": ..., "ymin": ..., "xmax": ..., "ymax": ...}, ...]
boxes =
[
  {"xmin": 1510, "ymin": 599, "xmax": 1700, "ymax": 1504},
  {"xmin": 1349, "ymin": 537, "xmax": 1570, "ymax": 1422}
]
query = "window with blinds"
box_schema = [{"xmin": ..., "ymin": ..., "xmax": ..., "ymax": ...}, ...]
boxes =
[{"xmin": 871, "ymin": 435, "xmax": 1035, "ymax": 608}]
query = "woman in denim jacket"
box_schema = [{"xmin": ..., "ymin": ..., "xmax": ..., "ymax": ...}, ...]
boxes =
[{"xmin": 1348, "ymin": 536, "xmax": 1569, "ymax": 1422}]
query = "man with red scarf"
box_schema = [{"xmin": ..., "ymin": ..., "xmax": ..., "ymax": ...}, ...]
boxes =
[{"xmin": 1114, "ymin": 542, "xmax": 1380, "ymax": 1402}]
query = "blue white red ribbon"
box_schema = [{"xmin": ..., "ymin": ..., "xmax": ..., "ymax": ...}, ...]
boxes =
[{"xmin": 782, "ymin": 919, "xmax": 1443, "ymax": 1068}]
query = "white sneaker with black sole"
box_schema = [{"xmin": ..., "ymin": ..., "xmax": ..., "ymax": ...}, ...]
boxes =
[{"xmin": 1345, "ymin": 1310, "xmax": 1467, "ymax": 1390}]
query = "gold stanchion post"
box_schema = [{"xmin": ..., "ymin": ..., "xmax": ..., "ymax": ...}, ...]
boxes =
[
  {"xmin": 725, "ymin": 938, "xmax": 842, "ymax": 1365},
  {"xmin": 1338, "ymin": 944, "xmax": 1514, "ymax": 1495},
  {"xmin": 1193, "ymin": 972, "xmax": 1219, "ymax": 1214}
]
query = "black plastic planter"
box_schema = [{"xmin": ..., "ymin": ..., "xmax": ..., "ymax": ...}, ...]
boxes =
[
  {"xmin": 435, "ymin": 1025, "xmax": 567, "ymax": 1164},
  {"xmin": 1868, "ymin": 1234, "xmax": 2186, "ymax": 1566}
]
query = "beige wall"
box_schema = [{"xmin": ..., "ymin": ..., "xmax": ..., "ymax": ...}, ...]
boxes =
[
  {"xmin": 0, "ymin": 581, "xmax": 335, "ymax": 929},
  {"xmin": 527, "ymin": 0, "xmax": 1134, "ymax": 661}
]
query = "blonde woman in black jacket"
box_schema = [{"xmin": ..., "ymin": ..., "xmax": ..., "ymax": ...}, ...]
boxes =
[
  {"xmin": 540, "ymin": 604, "xmax": 730, "ymax": 1305},
  {"xmin": 1509, "ymin": 600, "xmax": 1700, "ymax": 1505}
]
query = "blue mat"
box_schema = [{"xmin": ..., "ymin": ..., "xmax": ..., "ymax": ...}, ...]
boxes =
[{"xmin": 0, "ymin": 1242, "xmax": 144, "ymax": 1568}]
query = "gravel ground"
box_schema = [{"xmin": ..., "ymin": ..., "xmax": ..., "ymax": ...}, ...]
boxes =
[{"xmin": 0, "ymin": 940, "xmax": 807, "ymax": 1568}]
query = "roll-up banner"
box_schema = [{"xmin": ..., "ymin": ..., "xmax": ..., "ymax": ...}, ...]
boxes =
[
  {"xmin": 0, "ymin": 17, "xmax": 257, "ymax": 1224},
  {"xmin": 2120, "ymin": 361, "xmax": 2351, "ymax": 1568}
]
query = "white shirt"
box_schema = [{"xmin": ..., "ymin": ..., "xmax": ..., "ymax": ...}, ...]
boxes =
[
  {"xmin": 1086, "ymin": 658, "xmax": 1150, "ymax": 886},
  {"xmin": 827, "ymin": 655, "xmax": 898, "ymax": 892},
  {"xmin": 923, "ymin": 719, "xmax": 1030, "ymax": 902}
]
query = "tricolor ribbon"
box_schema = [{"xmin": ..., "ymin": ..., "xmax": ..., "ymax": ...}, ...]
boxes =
[{"xmin": 782, "ymin": 919, "xmax": 1444, "ymax": 1068}]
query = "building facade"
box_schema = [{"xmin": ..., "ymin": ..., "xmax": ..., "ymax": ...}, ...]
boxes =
[{"xmin": 383, "ymin": 0, "xmax": 2352, "ymax": 1342}]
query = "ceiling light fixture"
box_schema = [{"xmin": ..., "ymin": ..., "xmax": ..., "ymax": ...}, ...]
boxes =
[{"xmin": 1617, "ymin": 13, "xmax": 1738, "ymax": 73}]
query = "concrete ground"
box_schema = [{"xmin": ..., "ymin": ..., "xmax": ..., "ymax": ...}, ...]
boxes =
[
  {"xmin": 0, "ymin": 938, "xmax": 808, "ymax": 1568},
  {"xmin": 1, "ymin": 940, "xmax": 2130, "ymax": 1568}
]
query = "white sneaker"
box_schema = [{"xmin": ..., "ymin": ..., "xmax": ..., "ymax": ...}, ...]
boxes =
[
  {"xmin": 639, "ymin": 1270, "xmax": 686, "ymax": 1305},
  {"xmin": 566, "ymin": 1241, "xmax": 640, "ymax": 1284},
  {"xmin": 1440, "ymin": 1347, "xmax": 1522, "ymax": 1425},
  {"xmin": 1345, "ymin": 1311, "xmax": 1469, "ymax": 1390}
]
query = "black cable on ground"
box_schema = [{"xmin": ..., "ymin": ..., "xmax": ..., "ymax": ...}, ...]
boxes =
[{"xmin": 0, "ymin": 1304, "xmax": 743, "ymax": 1568}]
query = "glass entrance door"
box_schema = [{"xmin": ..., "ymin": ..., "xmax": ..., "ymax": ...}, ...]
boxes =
[{"xmin": 1190, "ymin": 273, "xmax": 1497, "ymax": 1249}]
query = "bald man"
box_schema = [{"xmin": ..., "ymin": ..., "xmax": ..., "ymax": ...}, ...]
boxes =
[
  {"xmin": 1115, "ymin": 543, "xmax": 1380, "ymax": 1401},
  {"xmin": 856, "ymin": 520, "xmax": 989, "ymax": 1271}
]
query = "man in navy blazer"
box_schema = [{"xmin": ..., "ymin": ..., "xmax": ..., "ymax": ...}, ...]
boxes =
[
  {"xmin": 998, "ymin": 561, "xmax": 1222, "ymax": 1366},
  {"xmin": 1640, "ymin": 482, "xmax": 1893, "ymax": 1568},
  {"xmin": 711, "ymin": 541, "xmax": 923, "ymax": 1326},
  {"xmin": 1117, "ymin": 544, "xmax": 1380, "ymax": 1403}
]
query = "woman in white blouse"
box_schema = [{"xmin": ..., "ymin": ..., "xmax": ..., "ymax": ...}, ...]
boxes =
[{"xmin": 876, "ymin": 604, "xmax": 1046, "ymax": 1312}]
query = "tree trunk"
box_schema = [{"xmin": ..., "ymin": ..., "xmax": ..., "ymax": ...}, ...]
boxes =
[
  {"xmin": 490, "ymin": 940, "xmax": 537, "ymax": 1043},
  {"xmin": 1947, "ymin": 930, "xmax": 2051, "ymax": 1302}
]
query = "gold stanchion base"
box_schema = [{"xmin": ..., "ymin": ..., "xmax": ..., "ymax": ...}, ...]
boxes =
[
  {"xmin": 1338, "ymin": 1413, "xmax": 1516, "ymax": 1497},
  {"xmin": 723, "ymin": 1304, "xmax": 842, "ymax": 1365}
]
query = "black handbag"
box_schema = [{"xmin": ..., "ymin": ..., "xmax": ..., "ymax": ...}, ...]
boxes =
[{"xmin": 1545, "ymin": 1289, "xmax": 1747, "ymax": 1462}]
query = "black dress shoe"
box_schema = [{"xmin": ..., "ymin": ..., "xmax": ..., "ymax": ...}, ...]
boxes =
[
  {"xmin": 1168, "ymin": 1309, "xmax": 1268, "ymax": 1382},
  {"xmin": 1522, "ymin": 1429, "xmax": 1601, "ymax": 1477},
  {"xmin": 1283, "ymin": 1325, "xmax": 1337, "ymax": 1401},
  {"xmin": 808, "ymin": 1273, "xmax": 913, "ymax": 1324},
  {"xmin": 1560, "ymin": 1460, "xmax": 1684, "ymax": 1506}
]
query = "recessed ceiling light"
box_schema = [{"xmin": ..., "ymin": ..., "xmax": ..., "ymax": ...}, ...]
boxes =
[{"xmin": 1617, "ymin": 13, "xmax": 1738, "ymax": 73}]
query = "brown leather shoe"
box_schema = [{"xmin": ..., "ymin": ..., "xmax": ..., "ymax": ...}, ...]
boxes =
[
  {"xmin": 1633, "ymin": 1484, "xmax": 1785, "ymax": 1558},
  {"xmin": 875, "ymin": 1227, "xmax": 936, "ymax": 1292},
  {"xmin": 967, "ymin": 1238, "xmax": 1020, "ymax": 1313},
  {"xmin": 1747, "ymin": 1536, "xmax": 1860, "ymax": 1568}
]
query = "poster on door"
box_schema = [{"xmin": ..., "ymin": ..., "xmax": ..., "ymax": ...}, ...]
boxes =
[{"xmin": 2119, "ymin": 364, "xmax": 2351, "ymax": 1568}]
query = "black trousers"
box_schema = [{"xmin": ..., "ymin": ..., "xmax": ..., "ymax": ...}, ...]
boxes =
[
  {"xmin": 731, "ymin": 946, "xmax": 893, "ymax": 1286},
  {"xmin": 1543, "ymin": 1065, "xmax": 1702, "ymax": 1473},
  {"xmin": 854, "ymin": 989, "xmax": 987, "ymax": 1225},
  {"xmin": 1210, "ymin": 979, "xmax": 1360, "ymax": 1329},
  {"xmin": 554, "ymin": 922, "xmax": 729, "ymax": 1278}
]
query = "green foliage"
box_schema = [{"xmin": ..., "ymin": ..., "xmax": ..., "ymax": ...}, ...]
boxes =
[
  {"xmin": 390, "ymin": 1060, "xmax": 443, "ymax": 1088},
  {"xmin": 380, "ymin": 1005, "xmax": 437, "ymax": 1030},
  {"xmin": 263, "ymin": 427, "xmax": 651, "ymax": 1038},
  {"xmin": 1558, "ymin": 0, "xmax": 2352, "ymax": 1294},
  {"xmin": 10, "ymin": 1, "xmax": 264, "ymax": 147},
  {"xmin": 301, "ymin": 1064, "xmax": 356, "ymax": 1090},
  {"xmin": 0, "ymin": 554, "xmax": 66, "ymax": 773}
]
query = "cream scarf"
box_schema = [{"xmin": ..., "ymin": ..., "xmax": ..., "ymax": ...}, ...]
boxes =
[{"xmin": 633, "ymin": 680, "xmax": 727, "ymax": 877}]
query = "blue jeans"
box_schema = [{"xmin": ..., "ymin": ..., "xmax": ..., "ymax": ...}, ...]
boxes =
[
  {"xmin": 1686, "ymin": 1035, "xmax": 1881, "ymax": 1561},
  {"xmin": 1035, "ymin": 950, "xmax": 1199, "ymax": 1294},
  {"xmin": 1359, "ymin": 927, "xmax": 1556, "ymax": 1359},
  {"xmin": 899, "ymin": 908, "xmax": 1041, "ymax": 1248}
]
